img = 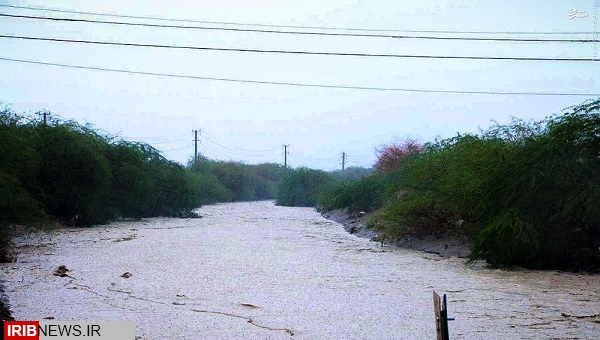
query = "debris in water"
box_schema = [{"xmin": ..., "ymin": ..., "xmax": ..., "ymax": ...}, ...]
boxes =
[
  {"xmin": 561, "ymin": 312, "xmax": 600, "ymax": 320},
  {"xmin": 43, "ymin": 316, "xmax": 55, "ymax": 320},
  {"xmin": 113, "ymin": 235, "xmax": 137, "ymax": 242},
  {"xmin": 356, "ymin": 248, "xmax": 387, "ymax": 253},
  {"xmin": 121, "ymin": 272, "xmax": 133, "ymax": 278},
  {"xmin": 239, "ymin": 303, "xmax": 260, "ymax": 309},
  {"xmin": 53, "ymin": 265, "xmax": 70, "ymax": 277}
]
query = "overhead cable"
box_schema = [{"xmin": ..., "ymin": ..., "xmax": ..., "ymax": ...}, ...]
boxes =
[
  {"xmin": 0, "ymin": 4, "xmax": 593, "ymax": 35},
  {"xmin": 0, "ymin": 34, "xmax": 597, "ymax": 62},
  {"xmin": 0, "ymin": 56, "xmax": 597, "ymax": 97},
  {"xmin": 0, "ymin": 13, "xmax": 596, "ymax": 43}
]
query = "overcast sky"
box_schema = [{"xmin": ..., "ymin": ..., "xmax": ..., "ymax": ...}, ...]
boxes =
[{"xmin": 1, "ymin": 0, "xmax": 598, "ymax": 170}]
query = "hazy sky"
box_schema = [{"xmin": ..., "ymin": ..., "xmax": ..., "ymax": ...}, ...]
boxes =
[{"xmin": 1, "ymin": 0, "xmax": 598, "ymax": 170}]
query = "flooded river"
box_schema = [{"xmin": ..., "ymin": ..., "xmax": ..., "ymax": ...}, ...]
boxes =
[{"xmin": 2, "ymin": 201, "xmax": 599, "ymax": 339}]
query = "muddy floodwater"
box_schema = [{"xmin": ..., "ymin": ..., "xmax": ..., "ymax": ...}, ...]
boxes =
[{"xmin": 2, "ymin": 201, "xmax": 599, "ymax": 339}]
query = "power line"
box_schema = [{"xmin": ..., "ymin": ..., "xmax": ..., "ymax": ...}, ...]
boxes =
[
  {"xmin": 202, "ymin": 141, "xmax": 269, "ymax": 161},
  {"xmin": 0, "ymin": 13, "xmax": 596, "ymax": 43},
  {"xmin": 0, "ymin": 4, "xmax": 593, "ymax": 35},
  {"xmin": 202, "ymin": 135, "xmax": 274, "ymax": 160},
  {"xmin": 202, "ymin": 133, "xmax": 275, "ymax": 154},
  {"xmin": 0, "ymin": 56, "xmax": 597, "ymax": 97},
  {"xmin": 1, "ymin": 34, "xmax": 598, "ymax": 62},
  {"xmin": 203, "ymin": 136, "xmax": 273, "ymax": 156},
  {"xmin": 161, "ymin": 145, "xmax": 189, "ymax": 152}
]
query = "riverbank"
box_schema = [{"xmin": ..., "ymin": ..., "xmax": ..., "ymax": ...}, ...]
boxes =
[
  {"xmin": 322, "ymin": 209, "xmax": 472, "ymax": 259},
  {"xmin": 0, "ymin": 287, "xmax": 13, "ymax": 321}
]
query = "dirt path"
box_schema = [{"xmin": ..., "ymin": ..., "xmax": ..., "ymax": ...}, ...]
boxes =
[{"xmin": 2, "ymin": 201, "xmax": 599, "ymax": 339}]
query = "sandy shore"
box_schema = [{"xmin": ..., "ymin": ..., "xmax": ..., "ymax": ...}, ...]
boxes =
[{"xmin": 1, "ymin": 201, "xmax": 599, "ymax": 339}]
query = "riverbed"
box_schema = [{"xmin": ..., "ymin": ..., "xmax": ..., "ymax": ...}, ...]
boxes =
[{"xmin": 2, "ymin": 201, "xmax": 599, "ymax": 339}]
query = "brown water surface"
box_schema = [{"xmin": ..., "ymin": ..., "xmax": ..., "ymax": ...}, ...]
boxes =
[{"xmin": 2, "ymin": 201, "xmax": 599, "ymax": 339}]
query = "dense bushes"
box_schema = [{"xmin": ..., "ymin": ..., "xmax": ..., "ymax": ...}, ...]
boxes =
[
  {"xmin": 316, "ymin": 99, "xmax": 600, "ymax": 270},
  {"xmin": 0, "ymin": 112, "xmax": 48, "ymax": 260},
  {"xmin": 0, "ymin": 110, "xmax": 207, "ymax": 227},
  {"xmin": 317, "ymin": 171, "xmax": 395, "ymax": 214},
  {"xmin": 189, "ymin": 156, "xmax": 284, "ymax": 202},
  {"xmin": 36, "ymin": 123, "xmax": 113, "ymax": 225},
  {"xmin": 378, "ymin": 134, "xmax": 509, "ymax": 239},
  {"xmin": 277, "ymin": 167, "xmax": 376, "ymax": 209},
  {"xmin": 472, "ymin": 103, "xmax": 600, "ymax": 270},
  {"xmin": 276, "ymin": 168, "xmax": 333, "ymax": 207},
  {"xmin": 0, "ymin": 108, "xmax": 285, "ymax": 260}
]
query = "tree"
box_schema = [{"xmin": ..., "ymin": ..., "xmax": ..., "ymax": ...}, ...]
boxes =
[{"xmin": 375, "ymin": 139, "xmax": 422, "ymax": 171}]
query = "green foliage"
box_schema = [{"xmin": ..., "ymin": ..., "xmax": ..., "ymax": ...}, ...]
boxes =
[
  {"xmin": 186, "ymin": 171, "xmax": 231, "ymax": 205},
  {"xmin": 0, "ymin": 108, "xmax": 354, "ymax": 259},
  {"xmin": 188, "ymin": 157, "xmax": 284, "ymax": 202},
  {"xmin": 317, "ymin": 171, "xmax": 394, "ymax": 214},
  {"xmin": 379, "ymin": 134, "xmax": 509, "ymax": 238},
  {"xmin": 208, "ymin": 161, "xmax": 259, "ymax": 201},
  {"xmin": 383, "ymin": 104, "xmax": 600, "ymax": 270},
  {"xmin": 316, "ymin": 99, "xmax": 599, "ymax": 270},
  {"xmin": 147, "ymin": 158, "xmax": 199, "ymax": 217},
  {"xmin": 35, "ymin": 123, "xmax": 113, "ymax": 225},
  {"xmin": 0, "ymin": 108, "xmax": 284, "ymax": 260},
  {"xmin": 276, "ymin": 168, "xmax": 333, "ymax": 207},
  {"xmin": 252, "ymin": 163, "xmax": 285, "ymax": 199},
  {"xmin": 329, "ymin": 166, "xmax": 373, "ymax": 181},
  {"xmin": 472, "ymin": 102, "xmax": 600, "ymax": 270},
  {"xmin": 0, "ymin": 109, "xmax": 48, "ymax": 260},
  {"xmin": 105, "ymin": 141, "xmax": 154, "ymax": 219},
  {"xmin": 0, "ymin": 111, "xmax": 44, "ymax": 220}
]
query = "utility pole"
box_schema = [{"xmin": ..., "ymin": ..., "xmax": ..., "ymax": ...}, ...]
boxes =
[
  {"xmin": 193, "ymin": 129, "xmax": 200, "ymax": 170},
  {"xmin": 38, "ymin": 111, "xmax": 48, "ymax": 126},
  {"xmin": 341, "ymin": 152, "xmax": 347, "ymax": 171},
  {"xmin": 283, "ymin": 144, "xmax": 289, "ymax": 168}
]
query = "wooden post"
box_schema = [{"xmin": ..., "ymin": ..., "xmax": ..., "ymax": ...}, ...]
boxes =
[{"xmin": 433, "ymin": 291, "xmax": 450, "ymax": 340}]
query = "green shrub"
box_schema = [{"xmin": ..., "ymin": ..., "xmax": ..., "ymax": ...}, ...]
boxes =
[
  {"xmin": 35, "ymin": 122, "xmax": 113, "ymax": 225},
  {"xmin": 189, "ymin": 157, "xmax": 284, "ymax": 202},
  {"xmin": 317, "ymin": 171, "xmax": 393, "ymax": 214},
  {"xmin": 187, "ymin": 171, "xmax": 232, "ymax": 205},
  {"xmin": 252, "ymin": 163, "xmax": 285, "ymax": 199},
  {"xmin": 369, "ymin": 99, "xmax": 599, "ymax": 270},
  {"xmin": 209, "ymin": 161, "xmax": 258, "ymax": 201},
  {"xmin": 472, "ymin": 101, "xmax": 600, "ymax": 269},
  {"xmin": 106, "ymin": 141, "xmax": 154, "ymax": 219},
  {"xmin": 329, "ymin": 167, "xmax": 373, "ymax": 181},
  {"xmin": 276, "ymin": 168, "xmax": 333, "ymax": 207},
  {"xmin": 378, "ymin": 135, "xmax": 509, "ymax": 239}
]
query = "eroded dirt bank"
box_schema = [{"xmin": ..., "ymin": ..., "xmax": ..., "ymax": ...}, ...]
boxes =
[
  {"xmin": 1, "ymin": 201, "xmax": 599, "ymax": 339},
  {"xmin": 322, "ymin": 209, "xmax": 472, "ymax": 259}
]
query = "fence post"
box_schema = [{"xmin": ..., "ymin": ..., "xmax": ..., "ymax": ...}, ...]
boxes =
[{"xmin": 433, "ymin": 291, "xmax": 450, "ymax": 340}]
